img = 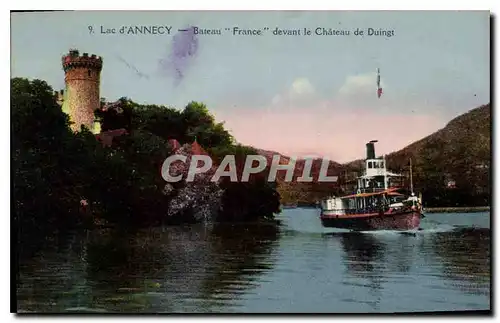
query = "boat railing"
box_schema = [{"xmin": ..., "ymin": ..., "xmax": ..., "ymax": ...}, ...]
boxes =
[
  {"xmin": 344, "ymin": 206, "xmax": 388, "ymax": 215},
  {"xmin": 322, "ymin": 204, "xmax": 415, "ymax": 215},
  {"xmin": 357, "ymin": 187, "xmax": 388, "ymax": 194}
]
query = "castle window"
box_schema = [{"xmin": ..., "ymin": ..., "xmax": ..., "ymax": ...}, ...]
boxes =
[{"xmin": 88, "ymin": 69, "xmax": 92, "ymax": 77}]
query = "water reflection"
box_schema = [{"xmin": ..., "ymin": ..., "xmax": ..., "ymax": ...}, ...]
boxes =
[
  {"xmin": 338, "ymin": 233, "xmax": 386, "ymax": 276},
  {"xmin": 16, "ymin": 210, "xmax": 491, "ymax": 313},
  {"xmin": 197, "ymin": 224, "xmax": 278, "ymax": 311},
  {"xmin": 17, "ymin": 223, "xmax": 279, "ymax": 313},
  {"xmin": 425, "ymin": 228, "xmax": 490, "ymax": 296},
  {"xmin": 16, "ymin": 231, "xmax": 91, "ymax": 312},
  {"xmin": 337, "ymin": 232, "xmax": 387, "ymax": 310}
]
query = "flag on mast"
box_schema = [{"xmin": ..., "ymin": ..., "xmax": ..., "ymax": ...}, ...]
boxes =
[{"xmin": 377, "ymin": 68, "xmax": 383, "ymax": 98}]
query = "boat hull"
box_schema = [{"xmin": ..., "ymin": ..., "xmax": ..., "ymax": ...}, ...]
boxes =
[{"xmin": 320, "ymin": 209, "xmax": 421, "ymax": 231}]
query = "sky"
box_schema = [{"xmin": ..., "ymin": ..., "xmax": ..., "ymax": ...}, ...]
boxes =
[{"xmin": 11, "ymin": 11, "xmax": 490, "ymax": 162}]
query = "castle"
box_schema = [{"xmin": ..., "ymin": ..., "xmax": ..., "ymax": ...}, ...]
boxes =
[
  {"xmin": 55, "ymin": 49, "xmax": 103, "ymax": 133},
  {"xmin": 54, "ymin": 49, "xmax": 204, "ymax": 151}
]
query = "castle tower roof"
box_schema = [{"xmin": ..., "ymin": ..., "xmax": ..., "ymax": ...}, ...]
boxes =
[{"xmin": 62, "ymin": 49, "xmax": 103, "ymax": 72}]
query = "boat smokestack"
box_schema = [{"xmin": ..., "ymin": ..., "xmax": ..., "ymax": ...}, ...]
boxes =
[{"xmin": 366, "ymin": 140, "xmax": 377, "ymax": 159}]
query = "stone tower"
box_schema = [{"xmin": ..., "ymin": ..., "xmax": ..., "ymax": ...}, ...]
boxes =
[{"xmin": 61, "ymin": 49, "xmax": 103, "ymax": 132}]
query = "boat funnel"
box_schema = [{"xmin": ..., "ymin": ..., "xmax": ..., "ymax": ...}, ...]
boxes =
[{"xmin": 366, "ymin": 141, "xmax": 377, "ymax": 159}]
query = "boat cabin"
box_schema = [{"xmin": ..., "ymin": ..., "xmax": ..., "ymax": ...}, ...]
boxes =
[
  {"xmin": 356, "ymin": 140, "xmax": 404, "ymax": 193},
  {"xmin": 321, "ymin": 188, "xmax": 418, "ymax": 216},
  {"xmin": 320, "ymin": 140, "xmax": 420, "ymax": 216}
]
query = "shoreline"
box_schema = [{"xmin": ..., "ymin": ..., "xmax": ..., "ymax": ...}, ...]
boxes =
[
  {"xmin": 281, "ymin": 205, "xmax": 490, "ymax": 213},
  {"xmin": 423, "ymin": 206, "xmax": 490, "ymax": 213}
]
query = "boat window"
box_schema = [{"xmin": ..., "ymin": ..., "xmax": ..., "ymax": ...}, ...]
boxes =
[
  {"xmin": 368, "ymin": 162, "xmax": 372, "ymax": 168},
  {"xmin": 381, "ymin": 161, "xmax": 385, "ymax": 168}
]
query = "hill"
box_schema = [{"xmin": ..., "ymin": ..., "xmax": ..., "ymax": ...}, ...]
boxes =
[
  {"xmin": 265, "ymin": 103, "xmax": 491, "ymax": 207},
  {"xmin": 254, "ymin": 149, "xmax": 346, "ymax": 206},
  {"xmin": 386, "ymin": 104, "xmax": 490, "ymax": 168},
  {"xmin": 344, "ymin": 103, "xmax": 491, "ymax": 207}
]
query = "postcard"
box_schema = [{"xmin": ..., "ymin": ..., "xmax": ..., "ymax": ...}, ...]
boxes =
[{"xmin": 11, "ymin": 10, "xmax": 491, "ymax": 314}]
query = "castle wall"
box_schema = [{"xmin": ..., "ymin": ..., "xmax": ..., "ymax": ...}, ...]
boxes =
[
  {"xmin": 65, "ymin": 71, "xmax": 100, "ymax": 131},
  {"xmin": 61, "ymin": 50, "xmax": 102, "ymax": 132}
]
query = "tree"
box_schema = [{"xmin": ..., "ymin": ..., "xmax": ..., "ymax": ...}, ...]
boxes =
[
  {"xmin": 13, "ymin": 77, "xmax": 282, "ymax": 243},
  {"xmin": 12, "ymin": 78, "xmax": 91, "ymax": 236},
  {"xmin": 182, "ymin": 101, "xmax": 233, "ymax": 147}
]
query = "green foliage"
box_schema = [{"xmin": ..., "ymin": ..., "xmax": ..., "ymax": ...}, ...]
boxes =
[
  {"xmin": 107, "ymin": 100, "xmax": 234, "ymax": 149},
  {"xmin": 182, "ymin": 101, "xmax": 233, "ymax": 147},
  {"xmin": 12, "ymin": 79, "xmax": 137, "ymax": 232},
  {"xmin": 12, "ymin": 78, "xmax": 71, "ymax": 147},
  {"xmin": 208, "ymin": 144, "xmax": 281, "ymax": 221},
  {"xmin": 131, "ymin": 104, "xmax": 185, "ymax": 139},
  {"xmin": 13, "ymin": 77, "xmax": 281, "ymax": 241},
  {"xmin": 218, "ymin": 177, "xmax": 281, "ymax": 222},
  {"xmin": 384, "ymin": 104, "xmax": 491, "ymax": 207},
  {"xmin": 12, "ymin": 77, "xmax": 92, "ymax": 235}
]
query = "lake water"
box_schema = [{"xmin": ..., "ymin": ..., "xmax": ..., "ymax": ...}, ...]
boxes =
[{"xmin": 15, "ymin": 209, "xmax": 491, "ymax": 313}]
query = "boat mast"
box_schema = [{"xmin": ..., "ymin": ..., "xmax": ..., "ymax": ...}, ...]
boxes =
[
  {"xmin": 409, "ymin": 158, "xmax": 414, "ymax": 194},
  {"xmin": 383, "ymin": 154, "xmax": 388, "ymax": 189}
]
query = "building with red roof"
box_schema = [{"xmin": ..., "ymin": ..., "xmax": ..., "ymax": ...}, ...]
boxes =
[
  {"xmin": 95, "ymin": 128, "xmax": 128, "ymax": 147},
  {"xmin": 190, "ymin": 138, "xmax": 209, "ymax": 156},
  {"xmin": 168, "ymin": 139, "xmax": 182, "ymax": 152}
]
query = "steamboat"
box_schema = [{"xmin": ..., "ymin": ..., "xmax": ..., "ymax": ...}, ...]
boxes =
[{"xmin": 320, "ymin": 140, "xmax": 422, "ymax": 231}]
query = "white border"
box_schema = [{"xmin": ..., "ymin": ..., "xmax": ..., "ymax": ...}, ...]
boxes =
[
  {"xmin": 5, "ymin": 0, "xmax": 500, "ymax": 10},
  {"xmin": 5, "ymin": 1, "xmax": 497, "ymax": 322}
]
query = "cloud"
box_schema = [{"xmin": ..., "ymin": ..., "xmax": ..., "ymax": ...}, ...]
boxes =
[
  {"xmin": 271, "ymin": 77, "xmax": 316, "ymax": 107},
  {"xmin": 271, "ymin": 94, "xmax": 282, "ymax": 105},
  {"xmin": 212, "ymin": 71, "xmax": 448, "ymax": 163},
  {"xmin": 290, "ymin": 77, "xmax": 315, "ymax": 96},
  {"xmin": 338, "ymin": 72, "xmax": 385, "ymax": 96},
  {"xmin": 335, "ymin": 72, "xmax": 390, "ymax": 111},
  {"xmin": 271, "ymin": 73, "xmax": 385, "ymax": 110}
]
